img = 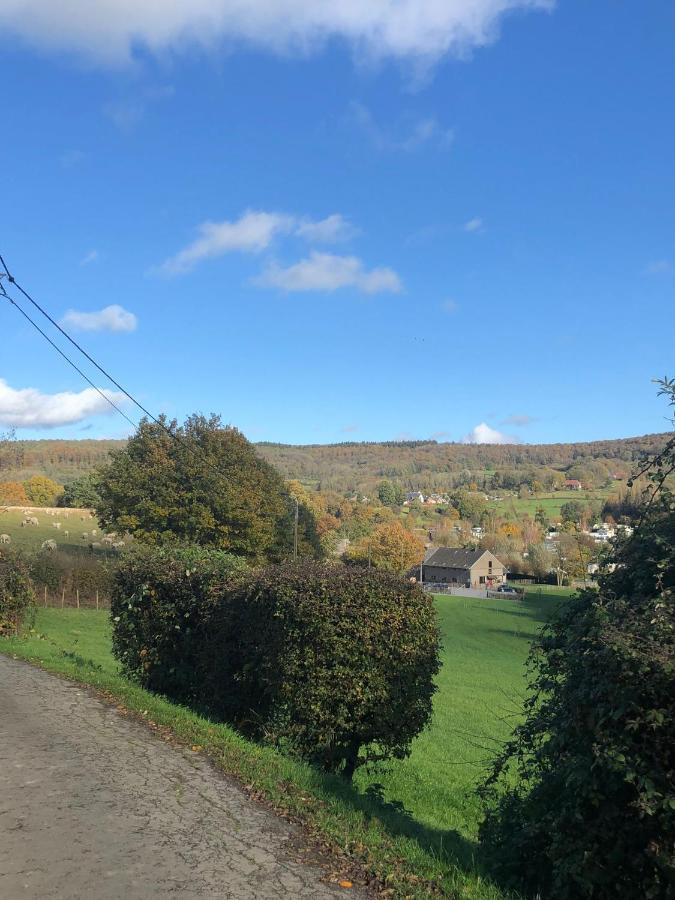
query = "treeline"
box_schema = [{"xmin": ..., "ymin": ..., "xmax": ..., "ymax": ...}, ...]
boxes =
[{"xmin": 2, "ymin": 432, "xmax": 669, "ymax": 494}]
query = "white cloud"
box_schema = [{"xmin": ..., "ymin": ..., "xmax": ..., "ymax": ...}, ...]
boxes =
[
  {"xmin": 296, "ymin": 214, "xmax": 357, "ymax": 243},
  {"xmin": 255, "ymin": 251, "xmax": 402, "ymax": 294},
  {"xmin": 0, "ymin": 1, "xmax": 555, "ymax": 68},
  {"xmin": 0, "ymin": 378, "xmax": 126, "ymax": 429},
  {"xmin": 160, "ymin": 210, "xmax": 295, "ymax": 274},
  {"xmin": 349, "ymin": 101, "xmax": 453, "ymax": 152},
  {"xmin": 645, "ymin": 259, "xmax": 672, "ymax": 275},
  {"xmin": 61, "ymin": 304, "xmax": 138, "ymax": 333},
  {"xmin": 463, "ymin": 422, "xmax": 518, "ymax": 444},
  {"xmin": 79, "ymin": 249, "xmax": 99, "ymax": 266},
  {"xmin": 463, "ymin": 217, "xmax": 483, "ymax": 232}
]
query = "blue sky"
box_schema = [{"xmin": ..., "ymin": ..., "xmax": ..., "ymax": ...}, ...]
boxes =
[{"xmin": 1, "ymin": 0, "xmax": 673, "ymax": 446}]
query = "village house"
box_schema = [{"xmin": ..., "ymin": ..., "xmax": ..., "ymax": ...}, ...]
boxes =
[
  {"xmin": 422, "ymin": 548, "xmax": 506, "ymax": 588},
  {"xmin": 564, "ymin": 479, "xmax": 583, "ymax": 491}
]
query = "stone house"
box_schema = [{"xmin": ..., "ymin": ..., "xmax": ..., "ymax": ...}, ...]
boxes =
[{"xmin": 422, "ymin": 548, "xmax": 506, "ymax": 588}]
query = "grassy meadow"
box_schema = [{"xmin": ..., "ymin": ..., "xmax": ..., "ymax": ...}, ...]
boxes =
[
  {"xmin": 488, "ymin": 489, "xmax": 612, "ymax": 519},
  {"xmin": 1, "ymin": 585, "xmax": 571, "ymax": 897},
  {"xmin": 0, "ymin": 506, "xmax": 101, "ymax": 554}
]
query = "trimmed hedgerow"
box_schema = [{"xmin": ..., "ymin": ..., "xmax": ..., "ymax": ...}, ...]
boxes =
[
  {"xmin": 200, "ymin": 562, "xmax": 441, "ymax": 778},
  {"xmin": 110, "ymin": 544, "xmax": 246, "ymax": 704},
  {"xmin": 0, "ymin": 549, "xmax": 36, "ymax": 637}
]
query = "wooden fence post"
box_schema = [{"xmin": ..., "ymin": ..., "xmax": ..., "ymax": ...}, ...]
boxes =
[
  {"xmin": 76, "ymin": 589, "xmax": 80, "ymax": 609},
  {"xmin": 96, "ymin": 590, "xmax": 99, "ymax": 611},
  {"xmin": 61, "ymin": 588, "xmax": 65, "ymax": 609},
  {"xmin": 44, "ymin": 585, "xmax": 47, "ymax": 608}
]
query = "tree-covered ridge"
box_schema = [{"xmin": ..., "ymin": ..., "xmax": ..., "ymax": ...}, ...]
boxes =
[{"xmin": 3, "ymin": 432, "xmax": 669, "ymax": 492}]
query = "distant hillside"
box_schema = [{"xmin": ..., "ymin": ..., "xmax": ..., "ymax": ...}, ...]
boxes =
[{"xmin": 1, "ymin": 432, "xmax": 669, "ymax": 494}]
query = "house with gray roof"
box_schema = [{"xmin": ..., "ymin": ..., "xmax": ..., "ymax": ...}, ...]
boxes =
[{"xmin": 422, "ymin": 547, "xmax": 506, "ymax": 588}]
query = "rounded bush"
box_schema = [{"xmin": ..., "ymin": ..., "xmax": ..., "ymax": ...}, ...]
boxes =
[
  {"xmin": 201, "ymin": 562, "xmax": 441, "ymax": 778},
  {"xmin": 110, "ymin": 545, "xmax": 246, "ymax": 703}
]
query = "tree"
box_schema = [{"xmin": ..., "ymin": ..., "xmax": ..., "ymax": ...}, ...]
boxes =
[
  {"xmin": 0, "ymin": 481, "xmax": 28, "ymax": 505},
  {"xmin": 534, "ymin": 506, "xmax": 549, "ymax": 530},
  {"xmin": 560, "ymin": 499, "xmax": 585, "ymax": 526},
  {"xmin": 59, "ymin": 474, "xmax": 101, "ymax": 509},
  {"xmin": 97, "ymin": 414, "xmax": 319, "ymax": 562},
  {"xmin": 480, "ymin": 379, "xmax": 675, "ymax": 899},
  {"xmin": 377, "ymin": 479, "xmax": 404, "ymax": 507},
  {"xmin": 346, "ymin": 519, "xmax": 425, "ymax": 574},
  {"xmin": 526, "ymin": 542, "xmax": 551, "ymax": 581},
  {"xmin": 23, "ymin": 475, "xmax": 64, "ymax": 507},
  {"xmin": 451, "ymin": 490, "xmax": 488, "ymax": 524}
]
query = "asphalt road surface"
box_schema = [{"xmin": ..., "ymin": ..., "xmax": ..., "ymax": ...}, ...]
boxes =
[{"xmin": 0, "ymin": 656, "xmax": 361, "ymax": 899}]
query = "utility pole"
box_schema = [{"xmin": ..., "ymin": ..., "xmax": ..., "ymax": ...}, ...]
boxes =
[{"xmin": 293, "ymin": 497, "xmax": 299, "ymax": 561}]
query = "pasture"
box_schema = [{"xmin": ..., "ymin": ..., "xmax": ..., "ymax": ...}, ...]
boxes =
[
  {"xmin": 3, "ymin": 585, "xmax": 570, "ymax": 895},
  {"xmin": 0, "ymin": 506, "xmax": 109, "ymax": 556},
  {"xmin": 489, "ymin": 488, "xmax": 612, "ymax": 520}
]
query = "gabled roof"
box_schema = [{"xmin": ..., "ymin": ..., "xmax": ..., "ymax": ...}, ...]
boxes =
[{"xmin": 423, "ymin": 547, "xmax": 490, "ymax": 569}]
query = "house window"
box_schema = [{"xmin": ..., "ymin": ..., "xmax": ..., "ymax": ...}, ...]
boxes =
[
  {"xmin": 479, "ymin": 576, "xmax": 485, "ymax": 584},
  {"xmin": 452, "ymin": 577, "xmax": 457, "ymax": 583}
]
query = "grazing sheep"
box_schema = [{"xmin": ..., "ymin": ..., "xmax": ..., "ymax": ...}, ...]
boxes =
[
  {"xmin": 41, "ymin": 539, "xmax": 57, "ymax": 552},
  {"xmin": 101, "ymin": 536, "xmax": 114, "ymax": 546},
  {"xmin": 0, "ymin": 534, "xmax": 10, "ymax": 544},
  {"xmin": 64, "ymin": 530, "xmax": 69, "ymax": 537},
  {"xmin": 80, "ymin": 516, "xmax": 86, "ymax": 522},
  {"xmin": 91, "ymin": 529, "xmax": 97, "ymax": 536},
  {"xmin": 112, "ymin": 541, "xmax": 125, "ymax": 550},
  {"xmin": 54, "ymin": 522, "xmax": 61, "ymax": 530},
  {"xmin": 28, "ymin": 517, "xmax": 39, "ymax": 526},
  {"xmin": 91, "ymin": 541, "xmax": 102, "ymax": 549},
  {"xmin": 81, "ymin": 532, "xmax": 89, "ymax": 540}
]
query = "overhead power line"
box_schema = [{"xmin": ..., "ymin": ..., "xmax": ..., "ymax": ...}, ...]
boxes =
[
  {"xmin": 0, "ymin": 252, "xmax": 163, "ymax": 429},
  {"xmin": 0, "ymin": 277, "xmax": 137, "ymax": 428}
]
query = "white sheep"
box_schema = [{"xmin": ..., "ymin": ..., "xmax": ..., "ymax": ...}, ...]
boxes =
[
  {"xmin": 41, "ymin": 539, "xmax": 57, "ymax": 552},
  {"xmin": 0, "ymin": 534, "xmax": 10, "ymax": 544},
  {"xmin": 28, "ymin": 517, "xmax": 39, "ymax": 526},
  {"xmin": 101, "ymin": 536, "xmax": 114, "ymax": 546},
  {"xmin": 91, "ymin": 541, "xmax": 102, "ymax": 549},
  {"xmin": 64, "ymin": 530, "xmax": 69, "ymax": 537},
  {"xmin": 82, "ymin": 532, "xmax": 89, "ymax": 540},
  {"xmin": 91, "ymin": 529, "xmax": 97, "ymax": 536},
  {"xmin": 112, "ymin": 540, "xmax": 125, "ymax": 550}
]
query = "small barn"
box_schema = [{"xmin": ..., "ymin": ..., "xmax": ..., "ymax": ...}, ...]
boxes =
[{"xmin": 422, "ymin": 548, "xmax": 506, "ymax": 588}]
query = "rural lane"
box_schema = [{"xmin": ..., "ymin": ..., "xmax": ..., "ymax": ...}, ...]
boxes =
[{"xmin": 0, "ymin": 656, "xmax": 362, "ymax": 899}]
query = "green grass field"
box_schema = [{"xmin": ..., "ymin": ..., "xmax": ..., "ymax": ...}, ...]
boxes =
[
  {"xmin": 2, "ymin": 586, "xmax": 572, "ymax": 897},
  {"xmin": 0, "ymin": 506, "xmax": 113, "ymax": 556},
  {"xmin": 489, "ymin": 489, "xmax": 612, "ymax": 520}
]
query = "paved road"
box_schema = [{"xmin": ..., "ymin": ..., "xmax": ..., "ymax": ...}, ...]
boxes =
[{"xmin": 0, "ymin": 656, "xmax": 360, "ymax": 899}]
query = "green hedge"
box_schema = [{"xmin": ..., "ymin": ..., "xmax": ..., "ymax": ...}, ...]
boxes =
[
  {"xmin": 200, "ymin": 562, "xmax": 441, "ymax": 777},
  {"xmin": 0, "ymin": 549, "xmax": 35, "ymax": 637},
  {"xmin": 111, "ymin": 552, "xmax": 441, "ymax": 778},
  {"xmin": 110, "ymin": 545, "xmax": 246, "ymax": 703}
]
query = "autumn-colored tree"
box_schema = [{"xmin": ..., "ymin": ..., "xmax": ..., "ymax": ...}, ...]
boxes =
[
  {"xmin": 23, "ymin": 475, "xmax": 64, "ymax": 507},
  {"xmin": 0, "ymin": 481, "xmax": 28, "ymax": 505},
  {"xmin": 347, "ymin": 519, "xmax": 425, "ymax": 574}
]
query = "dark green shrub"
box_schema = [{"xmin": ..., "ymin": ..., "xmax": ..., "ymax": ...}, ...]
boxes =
[
  {"xmin": 479, "ymin": 501, "xmax": 675, "ymax": 898},
  {"xmin": 110, "ymin": 545, "xmax": 246, "ymax": 702},
  {"xmin": 0, "ymin": 549, "xmax": 36, "ymax": 636},
  {"xmin": 201, "ymin": 562, "xmax": 441, "ymax": 778}
]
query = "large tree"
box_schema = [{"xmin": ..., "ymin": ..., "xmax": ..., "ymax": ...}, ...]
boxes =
[{"xmin": 96, "ymin": 414, "xmax": 319, "ymax": 561}]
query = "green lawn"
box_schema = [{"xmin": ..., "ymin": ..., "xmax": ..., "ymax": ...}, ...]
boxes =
[{"xmin": 2, "ymin": 587, "xmax": 571, "ymax": 898}]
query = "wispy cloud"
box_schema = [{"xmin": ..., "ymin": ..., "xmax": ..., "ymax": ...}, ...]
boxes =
[
  {"xmin": 254, "ymin": 252, "xmax": 402, "ymax": 294},
  {"xmin": 0, "ymin": 378, "xmax": 126, "ymax": 428},
  {"xmin": 349, "ymin": 101, "xmax": 453, "ymax": 152},
  {"xmin": 463, "ymin": 422, "xmax": 518, "ymax": 444},
  {"xmin": 645, "ymin": 259, "xmax": 673, "ymax": 275},
  {"xmin": 463, "ymin": 217, "xmax": 484, "ymax": 233},
  {"xmin": 161, "ymin": 211, "xmax": 295, "ymax": 274},
  {"xmin": 501, "ymin": 414, "xmax": 536, "ymax": 427},
  {"xmin": 0, "ymin": 1, "xmax": 554, "ymax": 68},
  {"xmin": 296, "ymin": 214, "xmax": 357, "ymax": 243},
  {"xmin": 104, "ymin": 85, "xmax": 174, "ymax": 131},
  {"xmin": 160, "ymin": 210, "xmax": 358, "ymax": 274},
  {"xmin": 61, "ymin": 305, "xmax": 137, "ymax": 333},
  {"xmin": 79, "ymin": 249, "xmax": 99, "ymax": 266}
]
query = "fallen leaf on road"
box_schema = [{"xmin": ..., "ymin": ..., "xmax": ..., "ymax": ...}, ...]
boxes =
[{"xmin": 339, "ymin": 881, "xmax": 353, "ymax": 889}]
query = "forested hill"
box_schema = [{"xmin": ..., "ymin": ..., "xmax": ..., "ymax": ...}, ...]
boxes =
[{"xmin": 1, "ymin": 432, "xmax": 669, "ymax": 493}]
